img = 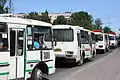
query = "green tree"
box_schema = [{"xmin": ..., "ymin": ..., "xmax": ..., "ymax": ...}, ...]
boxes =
[
  {"xmin": 91, "ymin": 24, "xmax": 98, "ymax": 30},
  {"xmin": 26, "ymin": 10, "xmax": 51, "ymax": 23},
  {"xmin": 53, "ymin": 15, "xmax": 67, "ymax": 25},
  {"xmin": 25, "ymin": 12, "xmax": 41, "ymax": 21},
  {"xmin": 95, "ymin": 18, "xmax": 103, "ymax": 30},
  {"xmin": 70, "ymin": 11, "xmax": 93, "ymax": 30},
  {"xmin": 0, "ymin": 0, "xmax": 9, "ymax": 13},
  {"xmin": 103, "ymin": 26, "xmax": 112, "ymax": 33},
  {"xmin": 40, "ymin": 10, "xmax": 51, "ymax": 23}
]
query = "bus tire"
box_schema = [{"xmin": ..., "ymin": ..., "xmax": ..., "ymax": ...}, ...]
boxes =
[
  {"xmin": 107, "ymin": 47, "xmax": 109, "ymax": 52},
  {"xmin": 31, "ymin": 68, "xmax": 43, "ymax": 80},
  {"xmin": 93, "ymin": 50, "xmax": 96, "ymax": 58},
  {"xmin": 102, "ymin": 49, "xmax": 106, "ymax": 54},
  {"xmin": 77, "ymin": 54, "xmax": 84, "ymax": 66},
  {"xmin": 88, "ymin": 54, "xmax": 93, "ymax": 62}
]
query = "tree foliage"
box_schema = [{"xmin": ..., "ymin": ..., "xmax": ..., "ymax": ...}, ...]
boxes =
[
  {"xmin": 26, "ymin": 10, "xmax": 51, "ymax": 23},
  {"xmin": 91, "ymin": 24, "xmax": 98, "ymax": 30},
  {"xmin": 40, "ymin": 10, "xmax": 51, "ymax": 23},
  {"xmin": 26, "ymin": 12, "xmax": 41, "ymax": 21},
  {"xmin": 0, "ymin": 0, "xmax": 9, "ymax": 14},
  {"xmin": 70, "ymin": 11, "xmax": 93, "ymax": 30},
  {"xmin": 53, "ymin": 15, "xmax": 68, "ymax": 25},
  {"xmin": 95, "ymin": 18, "xmax": 103, "ymax": 30},
  {"xmin": 103, "ymin": 26, "xmax": 112, "ymax": 33}
]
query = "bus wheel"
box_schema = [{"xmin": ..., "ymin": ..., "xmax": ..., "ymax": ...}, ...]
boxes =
[
  {"xmin": 107, "ymin": 47, "xmax": 109, "ymax": 52},
  {"xmin": 78, "ymin": 54, "xmax": 84, "ymax": 66},
  {"xmin": 102, "ymin": 49, "xmax": 106, "ymax": 54},
  {"xmin": 93, "ymin": 50, "xmax": 96, "ymax": 58},
  {"xmin": 88, "ymin": 55, "xmax": 93, "ymax": 62},
  {"xmin": 31, "ymin": 68, "xmax": 43, "ymax": 80}
]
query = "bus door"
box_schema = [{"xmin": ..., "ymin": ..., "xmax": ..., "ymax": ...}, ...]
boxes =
[{"xmin": 9, "ymin": 28, "xmax": 25, "ymax": 79}]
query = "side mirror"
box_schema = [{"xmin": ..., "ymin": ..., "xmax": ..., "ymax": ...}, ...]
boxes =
[
  {"xmin": 92, "ymin": 40, "xmax": 96, "ymax": 44},
  {"xmin": 85, "ymin": 40, "xmax": 89, "ymax": 44}
]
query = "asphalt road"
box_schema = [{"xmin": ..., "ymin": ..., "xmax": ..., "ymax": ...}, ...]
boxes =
[{"xmin": 44, "ymin": 48, "xmax": 119, "ymax": 80}]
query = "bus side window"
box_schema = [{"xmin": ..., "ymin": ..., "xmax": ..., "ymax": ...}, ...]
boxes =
[
  {"xmin": 77, "ymin": 33, "xmax": 81, "ymax": 47},
  {"xmin": 27, "ymin": 26, "xmax": 33, "ymax": 50},
  {"xmin": 115, "ymin": 36, "xmax": 117, "ymax": 40},
  {"xmin": 80, "ymin": 30, "xmax": 84, "ymax": 38},
  {"xmin": 10, "ymin": 30, "xmax": 15, "ymax": 56},
  {"xmin": 0, "ymin": 23, "xmax": 8, "ymax": 51},
  {"xmin": 105, "ymin": 35, "xmax": 108, "ymax": 42},
  {"xmin": 0, "ymin": 34, "xmax": 8, "ymax": 51},
  {"xmin": 18, "ymin": 31, "xmax": 24, "ymax": 56}
]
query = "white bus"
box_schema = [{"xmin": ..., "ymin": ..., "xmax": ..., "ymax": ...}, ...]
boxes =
[
  {"xmin": 79, "ymin": 27, "xmax": 94, "ymax": 61},
  {"xmin": 0, "ymin": 17, "xmax": 55, "ymax": 80},
  {"xmin": 108, "ymin": 32, "xmax": 118, "ymax": 48},
  {"xmin": 92, "ymin": 30, "xmax": 109, "ymax": 53},
  {"xmin": 51, "ymin": 25, "xmax": 94, "ymax": 65},
  {"xmin": 88, "ymin": 31, "xmax": 97, "ymax": 57}
]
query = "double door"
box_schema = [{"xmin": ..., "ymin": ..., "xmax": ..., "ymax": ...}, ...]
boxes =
[{"xmin": 9, "ymin": 28, "xmax": 26, "ymax": 79}]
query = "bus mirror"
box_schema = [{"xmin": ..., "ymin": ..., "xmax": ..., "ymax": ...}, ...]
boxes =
[
  {"xmin": 92, "ymin": 41, "xmax": 96, "ymax": 44},
  {"xmin": 85, "ymin": 40, "xmax": 89, "ymax": 44}
]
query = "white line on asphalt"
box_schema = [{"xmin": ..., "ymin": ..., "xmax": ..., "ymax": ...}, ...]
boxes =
[{"xmin": 64, "ymin": 48, "xmax": 119, "ymax": 80}]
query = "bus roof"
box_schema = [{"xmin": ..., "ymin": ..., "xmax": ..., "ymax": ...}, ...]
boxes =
[
  {"xmin": 79, "ymin": 27, "xmax": 90, "ymax": 32},
  {"xmin": 108, "ymin": 32, "xmax": 116, "ymax": 35},
  {"xmin": 92, "ymin": 30, "xmax": 103, "ymax": 33},
  {"xmin": 52, "ymin": 25, "xmax": 80, "ymax": 29},
  {"xmin": 0, "ymin": 17, "xmax": 52, "ymax": 27}
]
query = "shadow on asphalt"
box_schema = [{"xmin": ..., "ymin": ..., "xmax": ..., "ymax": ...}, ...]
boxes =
[
  {"xmin": 55, "ymin": 60, "xmax": 88, "ymax": 68},
  {"xmin": 42, "ymin": 77, "xmax": 50, "ymax": 80},
  {"xmin": 55, "ymin": 48, "xmax": 116, "ymax": 68}
]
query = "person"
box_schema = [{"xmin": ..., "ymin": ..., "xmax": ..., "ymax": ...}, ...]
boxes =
[{"xmin": 34, "ymin": 37, "xmax": 40, "ymax": 49}]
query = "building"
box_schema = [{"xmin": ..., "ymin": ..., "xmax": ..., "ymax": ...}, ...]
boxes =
[
  {"xmin": 48, "ymin": 12, "xmax": 72, "ymax": 23},
  {"xmin": 0, "ymin": 13, "xmax": 26, "ymax": 18},
  {"xmin": 0, "ymin": 12, "xmax": 72, "ymax": 23}
]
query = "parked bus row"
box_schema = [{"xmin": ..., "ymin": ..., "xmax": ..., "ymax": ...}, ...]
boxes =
[
  {"xmin": 0, "ymin": 17, "xmax": 118, "ymax": 80},
  {"xmin": 51, "ymin": 25, "xmax": 118, "ymax": 66}
]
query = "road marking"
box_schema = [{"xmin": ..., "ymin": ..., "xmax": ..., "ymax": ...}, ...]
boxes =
[{"xmin": 64, "ymin": 48, "xmax": 119, "ymax": 80}]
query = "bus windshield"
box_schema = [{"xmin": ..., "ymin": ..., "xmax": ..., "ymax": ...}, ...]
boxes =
[
  {"xmin": 96, "ymin": 34, "xmax": 103, "ymax": 41},
  {"xmin": 109, "ymin": 36, "xmax": 114, "ymax": 40},
  {"xmin": 53, "ymin": 29, "xmax": 74, "ymax": 42}
]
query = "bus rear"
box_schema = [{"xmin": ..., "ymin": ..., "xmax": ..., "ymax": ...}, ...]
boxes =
[
  {"xmin": 92, "ymin": 30, "xmax": 109, "ymax": 53},
  {"xmin": 108, "ymin": 32, "xmax": 118, "ymax": 48},
  {"xmin": 52, "ymin": 25, "xmax": 82, "ymax": 63}
]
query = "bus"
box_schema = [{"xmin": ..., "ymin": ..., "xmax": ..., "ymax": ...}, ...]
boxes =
[
  {"xmin": 0, "ymin": 17, "xmax": 55, "ymax": 80},
  {"xmin": 79, "ymin": 27, "xmax": 94, "ymax": 61},
  {"xmin": 51, "ymin": 25, "xmax": 94, "ymax": 65},
  {"xmin": 108, "ymin": 32, "xmax": 118, "ymax": 48},
  {"xmin": 92, "ymin": 30, "xmax": 109, "ymax": 53},
  {"xmin": 88, "ymin": 31, "xmax": 97, "ymax": 57}
]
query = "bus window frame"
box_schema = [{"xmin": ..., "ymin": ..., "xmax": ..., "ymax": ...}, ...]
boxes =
[
  {"xmin": 52, "ymin": 29, "xmax": 74, "ymax": 42},
  {"xmin": 0, "ymin": 23, "xmax": 8, "ymax": 52},
  {"xmin": 0, "ymin": 22, "xmax": 8, "ymax": 34}
]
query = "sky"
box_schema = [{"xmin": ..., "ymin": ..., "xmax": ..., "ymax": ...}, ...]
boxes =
[{"xmin": 13, "ymin": 0, "xmax": 120, "ymax": 33}]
